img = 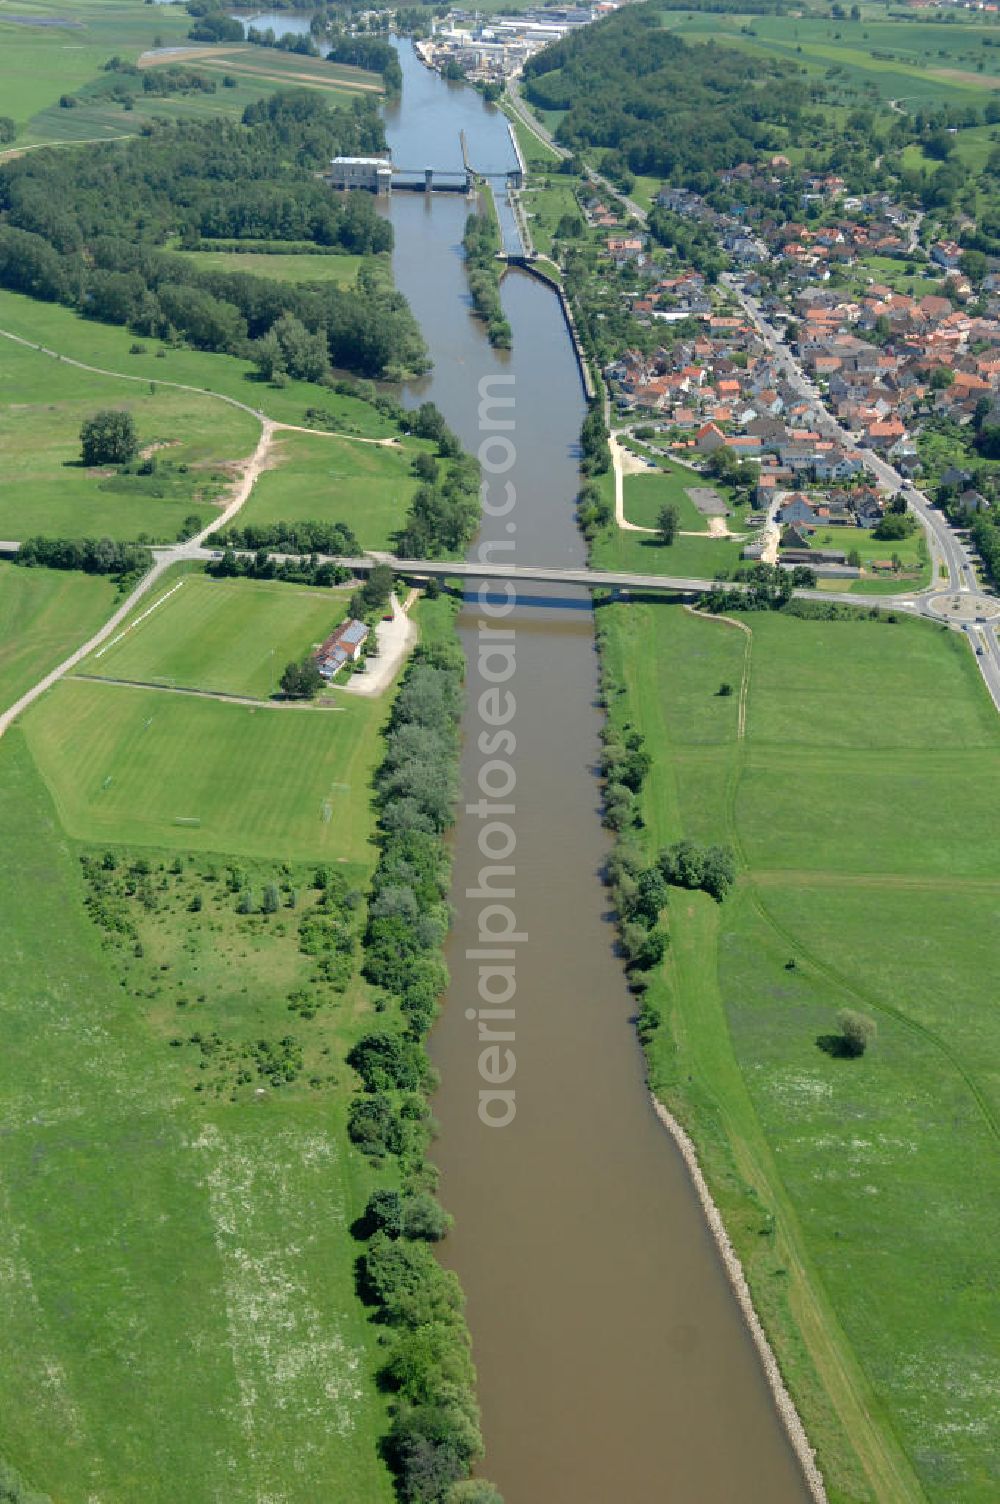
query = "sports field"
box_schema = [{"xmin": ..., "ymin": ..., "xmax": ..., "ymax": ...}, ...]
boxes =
[
  {"xmin": 599, "ymin": 601, "xmax": 1000, "ymax": 1502},
  {"xmin": 83, "ymin": 572, "xmax": 350, "ymax": 700},
  {"xmin": 241, "ymin": 428, "xmax": 422, "ymax": 551},
  {"xmin": 22, "ymin": 676, "xmax": 386, "ymax": 862},
  {"xmin": 0, "ymin": 290, "xmax": 398, "ymax": 437},
  {"xmin": 0, "ymin": 335, "xmax": 260, "ymax": 541},
  {"xmin": 0, "ymin": 561, "xmax": 116, "ymax": 712}
]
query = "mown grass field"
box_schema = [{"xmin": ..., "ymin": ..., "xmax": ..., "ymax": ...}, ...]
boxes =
[
  {"xmin": 173, "ymin": 247, "xmax": 377, "ymax": 288},
  {"xmin": 0, "ymin": 334, "xmax": 260, "ymax": 541},
  {"xmin": 599, "ymin": 601, "xmax": 1000, "ymax": 1503},
  {"xmin": 619, "ymin": 448, "xmax": 718, "ymax": 533},
  {"xmin": 0, "ymin": 725, "xmax": 398, "ymax": 1504},
  {"xmin": 0, "ymin": 561, "xmax": 116, "ymax": 712},
  {"xmin": 242, "ymin": 428, "xmax": 420, "ymax": 551},
  {"xmin": 22, "ymin": 676, "xmax": 387, "ymax": 863},
  {"xmin": 503, "ymin": 103, "xmax": 560, "ymax": 171},
  {"xmin": 0, "ymin": 290, "xmax": 398, "ymax": 438},
  {"xmin": 83, "ymin": 571, "xmax": 350, "ymax": 700},
  {"xmin": 592, "ymin": 506, "xmax": 745, "ymax": 578}
]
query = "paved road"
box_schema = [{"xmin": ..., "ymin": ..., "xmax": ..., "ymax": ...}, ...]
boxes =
[{"xmin": 508, "ymin": 79, "xmax": 648, "ymax": 223}]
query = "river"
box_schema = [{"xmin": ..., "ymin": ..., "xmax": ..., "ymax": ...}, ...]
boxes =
[{"xmin": 383, "ymin": 43, "xmax": 812, "ymax": 1503}]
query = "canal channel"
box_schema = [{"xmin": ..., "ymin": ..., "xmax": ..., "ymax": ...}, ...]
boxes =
[{"xmin": 382, "ymin": 42, "xmax": 813, "ymax": 1504}]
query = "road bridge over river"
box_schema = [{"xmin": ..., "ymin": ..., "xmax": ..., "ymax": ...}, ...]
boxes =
[
  {"xmin": 0, "ymin": 545, "xmax": 996, "ymax": 720},
  {"xmin": 167, "ymin": 546, "xmax": 1000, "ymax": 711}
]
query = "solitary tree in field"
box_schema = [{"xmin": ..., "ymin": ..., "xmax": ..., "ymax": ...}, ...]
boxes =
[
  {"xmin": 658, "ymin": 501, "xmax": 680, "ymax": 546},
  {"xmin": 280, "ymin": 656, "xmax": 323, "ymax": 700},
  {"xmin": 80, "ymin": 409, "xmax": 138, "ymax": 467},
  {"xmin": 838, "ymin": 1009, "xmax": 876, "ymax": 1058}
]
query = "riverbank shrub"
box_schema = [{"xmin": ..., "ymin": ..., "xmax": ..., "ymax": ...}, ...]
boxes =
[
  {"xmin": 462, "ymin": 203, "xmax": 512, "ymax": 349},
  {"xmin": 350, "ymin": 609, "xmax": 501, "ymax": 1501},
  {"xmin": 580, "ymin": 405, "xmax": 611, "ymax": 476},
  {"xmin": 576, "ymin": 479, "xmax": 611, "ymax": 539}
]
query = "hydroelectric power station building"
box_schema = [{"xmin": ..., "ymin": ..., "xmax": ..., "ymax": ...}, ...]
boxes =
[{"xmin": 327, "ymin": 156, "xmax": 394, "ymax": 196}]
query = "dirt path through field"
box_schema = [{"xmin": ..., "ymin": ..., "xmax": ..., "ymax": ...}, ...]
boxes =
[{"xmin": 610, "ymin": 432, "xmax": 655, "ymax": 533}]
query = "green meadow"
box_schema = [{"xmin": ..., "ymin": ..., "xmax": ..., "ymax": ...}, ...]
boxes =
[
  {"xmin": 174, "ymin": 247, "xmax": 377, "ymax": 288},
  {"xmin": 0, "ymin": 561, "xmax": 116, "ymax": 711},
  {"xmin": 807, "ymin": 522, "xmax": 931, "ymax": 592},
  {"xmin": 0, "ymin": 1, "xmax": 381, "ymax": 146},
  {"xmin": 619, "ymin": 448, "xmax": 719, "ymax": 533},
  {"xmin": 0, "ymin": 0, "xmax": 190, "ymax": 135},
  {"xmin": 22, "ymin": 676, "xmax": 386, "ymax": 863},
  {"xmin": 661, "ymin": 10, "xmax": 998, "ymax": 110},
  {"xmin": 599, "ymin": 601, "xmax": 1000, "ymax": 1503},
  {"xmin": 0, "ymin": 724, "xmax": 398, "ymax": 1504},
  {"xmin": 592, "ymin": 507, "xmax": 745, "ymax": 578},
  {"xmin": 0, "ymin": 290, "xmax": 397, "ymax": 437},
  {"xmin": 0, "ymin": 334, "xmax": 260, "ymax": 541},
  {"xmin": 0, "ymin": 565, "xmax": 451, "ymax": 1501},
  {"xmin": 83, "ymin": 571, "xmax": 350, "ymax": 700},
  {"xmin": 241, "ymin": 428, "xmax": 421, "ymax": 551},
  {"xmin": 520, "ymin": 178, "xmax": 583, "ymax": 257}
]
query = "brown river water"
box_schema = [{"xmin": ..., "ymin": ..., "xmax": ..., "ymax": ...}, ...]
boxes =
[{"xmin": 381, "ymin": 45, "xmax": 812, "ymax": 1503}]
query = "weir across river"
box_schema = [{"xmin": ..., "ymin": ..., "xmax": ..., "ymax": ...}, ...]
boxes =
[{"xmin": 357, "ymin": 124, "xmax": 526, "ymax": 194}]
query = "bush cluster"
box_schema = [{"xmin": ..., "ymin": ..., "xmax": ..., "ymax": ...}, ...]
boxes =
[
  {"xmin": 209, "ymin": 547, "xmax": 352, "ymax": 590},
  {"xmin": 658, "ymin": 839, "xmax": 736, "ymax": 902},
  {"xmin": 599, "ymin": 723, "xmax": 650, "ymax": 833},
  {"xmin": 576, "ymin": 478, "xmax": 612, "ymax": 540},
  {"xmin": 699, "ymin": 562, "xmax": 815, "ymax": 614},
  {"xmin": 16, "ymin": 536, "xmax": 151, "ymax": 580}
]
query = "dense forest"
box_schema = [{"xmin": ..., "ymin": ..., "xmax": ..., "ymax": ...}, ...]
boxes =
[
  {"xmin": 522, "ymin": 6, "xmax": 811, "ymax": 187},
  {"xmin": 0, "ymin": 91, "xmax": 427, "ymax": 379}
]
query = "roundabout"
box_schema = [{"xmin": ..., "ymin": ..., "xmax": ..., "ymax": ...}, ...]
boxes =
[{"xmin": 925, "ymin": 590, "xmax": 1000, "ymax": 623}]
